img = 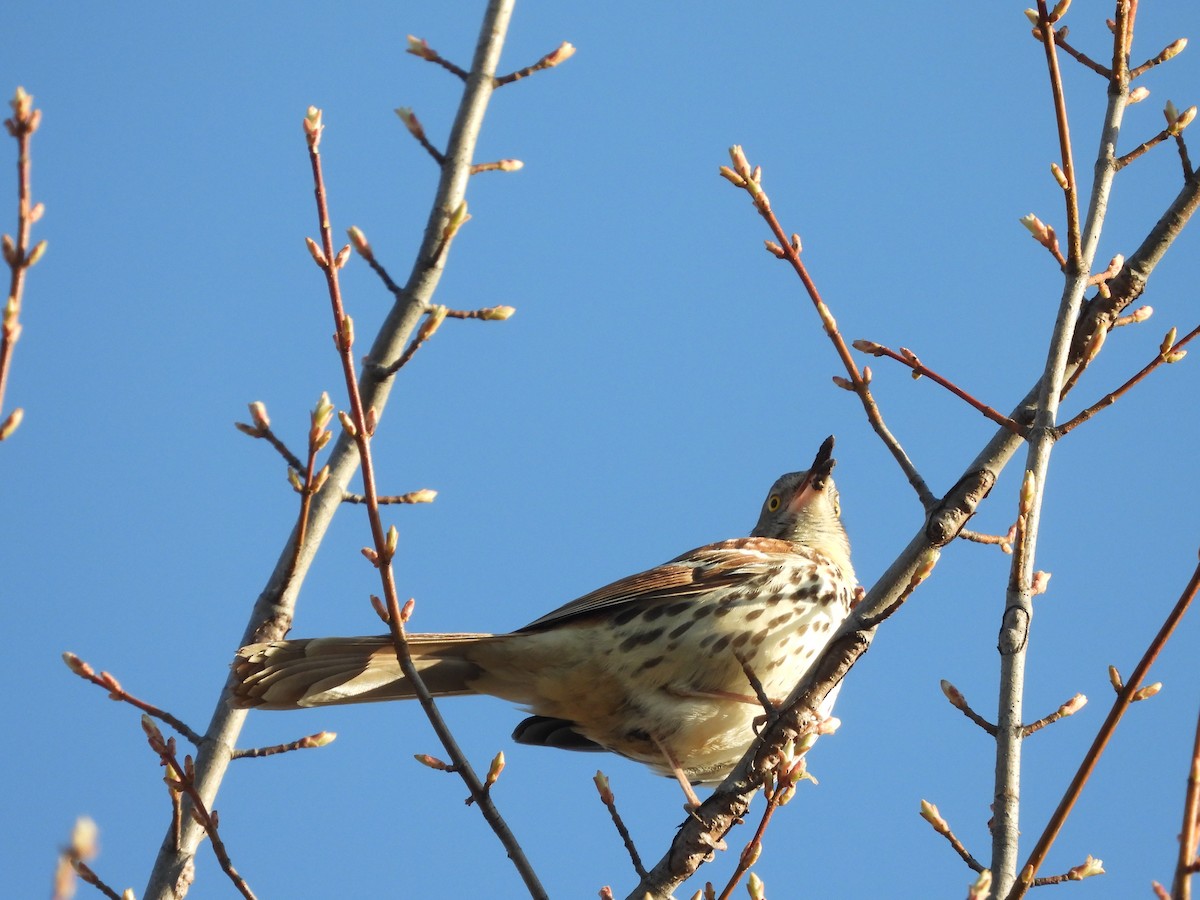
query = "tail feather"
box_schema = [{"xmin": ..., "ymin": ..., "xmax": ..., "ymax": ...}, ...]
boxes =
[{"xmin": 231, "ymin": 634, "xmax": 494, "ymax": 710}]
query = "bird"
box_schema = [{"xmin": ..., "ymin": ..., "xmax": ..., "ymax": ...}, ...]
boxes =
[{"xmin": 232, "ymin": 436, "xmax": 857, "ymax": 802}]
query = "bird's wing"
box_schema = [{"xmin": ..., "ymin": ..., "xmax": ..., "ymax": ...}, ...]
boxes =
[{"xmin": 516, "ymin": 537, "xmax": 804, "ymax": 631}]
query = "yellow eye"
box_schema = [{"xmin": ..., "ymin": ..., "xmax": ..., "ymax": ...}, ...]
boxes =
[{"xmin": 766, "ymin": 495, "xmax": 781, "ymax": 512}]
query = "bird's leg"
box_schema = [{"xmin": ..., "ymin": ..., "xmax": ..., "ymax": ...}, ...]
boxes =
[{"xmin": 652, "ymin": 735, "xmax": 703, "ymax": 811}]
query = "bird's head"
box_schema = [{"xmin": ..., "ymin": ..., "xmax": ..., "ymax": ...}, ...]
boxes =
[{"xmin": 751, "ymin": 436, "xmax": 853, "ymax": 579}]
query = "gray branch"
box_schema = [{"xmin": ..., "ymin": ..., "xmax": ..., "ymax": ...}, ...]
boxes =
[{"xmin": 142, "ymin": 2, "xmax": 517, "ymax": 896}]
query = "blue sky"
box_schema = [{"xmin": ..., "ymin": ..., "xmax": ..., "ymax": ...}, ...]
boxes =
[{"xmin": 5, "ymin": 2, "xmax": 1200, "ymax": 897}]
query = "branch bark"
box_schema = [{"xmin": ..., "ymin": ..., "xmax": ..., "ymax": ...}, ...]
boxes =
[{"xmin": 142, "ymin": 2, "xmax": 516, "ymax": 896}]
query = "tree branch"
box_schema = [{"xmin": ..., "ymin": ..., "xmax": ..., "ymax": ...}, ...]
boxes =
[{"xmin": 142, "ymin": 3, "xmax": 520, "ymax": 895}]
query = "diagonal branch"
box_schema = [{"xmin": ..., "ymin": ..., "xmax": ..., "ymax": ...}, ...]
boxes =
[
  {"xmin": 722, "ymin": 151, "xmax": 935, "ymax": 508},
  {"xmin": 304, "ymin": 101, "xmax": 544, "ymax": 895},
  {"xmin": 142, "ymin": 3, "xmax": 520, "ymax": 896},
  {"xmin": 852, "ymin": 340, "xmax": 1025, "ymax": 435},
  {"xmin": 1007, "ymin": 555, "xmax": 1200, "ymax": 898}
]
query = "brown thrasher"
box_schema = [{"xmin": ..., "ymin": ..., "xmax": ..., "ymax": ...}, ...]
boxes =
[{"xmin": 232, "ymin": 437, "xmax": 857, "ymax": 800}]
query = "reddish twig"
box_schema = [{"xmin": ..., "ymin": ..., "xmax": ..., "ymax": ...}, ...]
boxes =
[
  {"xmin": 940, "ymin": 680, "xmax": 997, "ymax": 736},
  {"xmin": 302, "ymin": 106, "xmax": 545, "ymax": 898},
  {"xmin": 1021, "ymin": 694, "xmax": 1087, "ymax": 738},
  {"xmin": 1117, "ymin": 127, "xmax": 1172, "ymax": 169},
  {"xmin": 1030, "ymin": 855, "xmax": 1105, "ymax": 885},
  {"xmin": 1057, "ymin": 324, "xmax": 1199, "ymax": 436},
  {"xmin": 235, "ymin": 404, "xmax": 436, "ymax": 507},
  {"xmin": 593, "ymin": 772, "xmax": 647, "ymax": 879},
  {"xmin": 406, "ymin": 35, "xmax": 470, "ymax": 81},
  {"xmin": 1130, "ymin": 36, "xmax": 1189, "ymax": 80},
  {"xmin": 142, "ymin": 717, "xmax": 257, "ymax": 900},
  {"xmin": 717, "ymin": 745, "xmax": 821, "ymax": 900},
  {"xmin": 1035, "ymin": 2, "xmax": 1082, "ymax": 268},
  {"xmin": 1006, "ymin": 554, "xmax": 1200, "ymax": 899},
  {"xmin": 375, "ymin": 305, "xmax": 448, "ymax": 377},
  {"xmin": 67, "ymin": 860, "xmax": 125, "ymax": 900},
  {"xmin": 233, "ymin": 731, "xmax": 336, "ymax": 760},
  {"xmin": 920, "ymin": 801, "xmax": 986, "ymax": 872},
  {"xmin": 62, "ymin": 652, "xmax": 204, "ymax": 745},
  {"xmin": 1054, "ymin": 33, "xmax": 1111, "ymax": 79},
  {"xmin": 395, "ymin": 107, "xmax": 445, "ymax": 165},
  {"xmin": 720, "ymin": 148, "xmax": 935, "ymax": 508},
  {"xmin": 494, "ymin": 41, "xmax": 575, "ymax": 86},
  {"xmin": 345, "ymin": 226, "xmax": 405, "ymax": 300},
  {"xmin": 717, "ymin": 796, "xmax": 781, "ymax": 900},
  {"xmin": 1, "ymin": 87, "xmax": 46, "ymax": 442},
  {"xmin": 374, "ymin": 304, "xmax": 515, "ymax": 379},
  {"xmin": 470, "ymin": 159, "xmax": 523, "ymax": 175},
  {"xmin": 852, "ymin": 340, "xmax": 1025, "ymax": 436},
  {"xmin": 1170, "ymin": 702, "xmax": 1200, "ymax": 898}
]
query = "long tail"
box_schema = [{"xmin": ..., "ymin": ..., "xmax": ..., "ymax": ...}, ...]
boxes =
[{"xmin": 231, "ymin": 633, "xmax": 496, "ymax": 710}]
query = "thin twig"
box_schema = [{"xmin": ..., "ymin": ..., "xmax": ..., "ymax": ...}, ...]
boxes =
[
  {"xmin": 1006, "ymin": 554, "xmax": 1200, "ymax": 899},
  {"xmin": 1039, "ymin": 5, "xmax": 1082, "ymax": 267},
  {"xmin": 470, "ymin": 159, "xmax": 523, "ymax": 175},
  {"xmin": 1021, "ymin": 694, "xmax": 1086, "ymax": 738},
  {"xmin": 1174, "ymin": 132, "xmax": 1195, "ymax": 180},
  {"xmin": 940, "ymin": 680, "xmax": 998, "ymax": 736},
  {"xmin": 232, "ymin": 731, "xmax": 336, "ymax": 759},
  {"xmin": 445, "ymin": 305, "xmax": 516, "ymax": 320},
  {"xmin": 286, "ymin": 393, "xmax": 333, "ymax": 580},
  {"xmin": 1130, "ymin": 36, "xmax": 1189, "ymax": 80},
  {"xmin": 494, "ymin": 41, "xmax": 575, "ymax": 87},
  {"xmin": 853, "ymin": 340, "xmax": 1025, "ymax": 436},
  {"xmin": 722, "ymin": 152, "xmax": 935, "ymax": 508},
  {"xmin": 921, "ymin": 800, "xmax": 986, "ymax": 872},
  {"xmin": 142, "ymin": 3, "xmax": 529, "ymax": 895},
  {"xmin": 958, "ymin": 527, "xmax": 1015, "ymax": 554},
  {"xmin": 1117, "ymin": 127, "xmax": 1171, "ymax": 170},
  {"xmin": 395, "ymin": 107, "xmax": 446, "ymax": 165},
  {"xmin": 68, "ymin": 861, "xmax": 125, "ymax": 900},
  {"xmin": 306, "ymin": 91, "xmax": 546, "ymax": 897},
  {"xmin": 342, "ymin": 488, "xmax": 438, "ymax": 505},
  {"xmin": 1057, "ymin": 324, "xmax": 1199, "ymax": 436},
  {"xmin": 1, "ymin": 87, "xmax": 44, "ymax": 442},
  {"xmin": 142, "ymin": 717, "xmax": 257, "ymax": 900},
  {"xmin": 716, "ymin": 793, "xmax": 782, "ymax": 900},
  {"xmin": 406, "ymin": 35, "xmax": 470, "ymax": 82},
  {"xmin": 1054, "ymin": 34, "xmax": 1111, "ymax": 79},
  {"xmin": 1171, "ymin": 700, "xmax": 1200, "ymax": 899},
  {"xmin": 594, "ymin": 772, "xmax": 647, "ymax": 879},
  {"xmin": 375, "ymin": 307, "xmax": 446, "ymax": 377},
  {"xmin": 62, "ymin": 652, "xmax": 204, "ymax": 745},
  {"xmin": 735, "ymin": 650, "xmax": 777, "ymax": 720}
]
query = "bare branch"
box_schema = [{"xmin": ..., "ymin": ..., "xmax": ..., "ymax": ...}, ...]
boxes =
[
  {"xmin": 1057, "ymin": 324, "xmax": 1198, "ymax": 435},
  {"xmin": 494, "ymin": 41, "xmax": 575, "ymax": 86},
  {"xmin": 142, "ymin": 717, "xmax": 257, "ymax": 900},
  {"xmin": 62, "ymin": 652, "xmax": 204, "ymax": 745},
  {"xmin": 921, "ymin": 800, "xmax": 986, "ymax": 872},
  {"xmin": 142, "ymin": 3, "xmax": 531, "ymax": 895},
  {"xmin": 594, "ymin": 772, "xmax": 647, "ymax": 879},
  {"xmin": 722, "ymin": 149, "xmax": 935, "ymax": 508},
  {"xmin": 1170, "ymin": 700, "xmax": 1200, "ymax": 898},
  {"xmin": 1006, "ymin": 554, "xmax": 1200, "ymax": 898},
  {"xmin": 852, "ymin": 340, "xmax": 1025, "ymax": 436},
  {"xmin": 1, "ymin": 86, "xmax": 45, "ymax": 442}
]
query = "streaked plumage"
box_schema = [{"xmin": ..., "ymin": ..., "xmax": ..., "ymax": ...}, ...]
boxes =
[{"xmin": 233, "ymin": 437, "xmax": 857, "ymax": 786}]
